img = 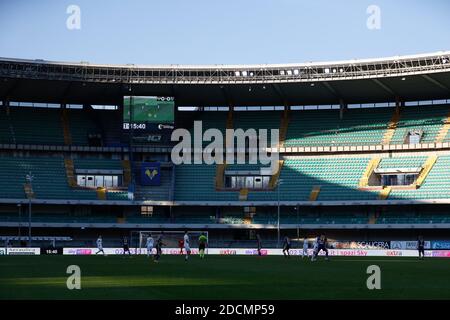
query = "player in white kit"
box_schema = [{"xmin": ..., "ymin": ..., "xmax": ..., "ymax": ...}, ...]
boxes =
[
  {"xmin": 146, "ymin": 234, "xmax": 154, "ymax": 258},
  {"xmin": 302, "ymin": 238, "xmax": 310, "ymax": 258},
  {"xmin": 183, "ymin": 231, "xmax": 191, "ymax": 261},
  {"xmin": 95, "ymin": 235, "xmax": 105, "ymax": 255},
  {"xmin": 311, "ymin": 236, "xmax": 319, "ymax": 261}
]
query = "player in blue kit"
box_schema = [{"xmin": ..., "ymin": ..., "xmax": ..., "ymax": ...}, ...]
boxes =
[{"xmin": 311, "ymin": 234, "xmax": 329, "ymax": 261}]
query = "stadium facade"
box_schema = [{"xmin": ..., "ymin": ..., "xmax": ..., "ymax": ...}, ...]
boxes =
[{"xmin": 1, "ymin": 51, "xmax": 450, "ymax": 248}]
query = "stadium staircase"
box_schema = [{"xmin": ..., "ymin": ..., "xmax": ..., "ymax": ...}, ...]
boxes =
[
  {"xmin": 309, "ymin": 185, "xmax": 321, "ymax": 201},
  {"xmin": 96, "ymin": 187, "xmax": 106, "ymax": 200},
  {"xmin": 239, "ymin": 188, "xmax": 249, "ymax": 201},
  {"xmin": 378, "ymin": 186, "xmax": 392, "ymax": 200},
  {"xmin": 122, "ymin": 160, "xmax": 131, "ymax": 187},
  {"xmin": 23, "ymin": 182, "xmax": 35, "ymax": 199},
  {"xmin": 215, "ymin": 163, "xmax": 227, "ymax": 189},
  {"xmin": 359, "ymin": 157, "xmax": 381, "ymax": 187},
  {"xmin": 279, "ymin": 108, "xmax": 290, "ymax": 147},
  {"xmin": 435, "ymin": 110, "xmax": 450, "ymax": 143},
  {"xmin": 382, "ymin": 107, "xmax": 401, "ymax": 144},
  {"xmin": 368, "ymin": 212, "xmax": 377, "ymax": 224},
  {"xmin": 226, "ymin": 108, "xmax": 234, "ymax": 130},
  {"xmin": 61, "ymin": 108, "xmax": 72, "ymax": 145},
  {"xmin": 224, "ymin": 108, "xmax": 234, "ymax": 150},
  {"xmin": 268, "ymin": 160, "xmax": 284, "ymax": 189},
  {"xmin": 415, "ymin": 155, "xmax": 437, "ymax": 188},
  {"xmin": 64, "ymin": 158, "xmax": 77, "ymax": 187},
  {"xmin": 212, "ymin": 110, "xmax": 232, "ymax": 191}
]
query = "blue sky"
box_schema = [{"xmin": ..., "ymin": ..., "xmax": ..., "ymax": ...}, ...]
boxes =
[{"xmin": 0, "ymin": 0, "xmax": 449, "ymax": 65}]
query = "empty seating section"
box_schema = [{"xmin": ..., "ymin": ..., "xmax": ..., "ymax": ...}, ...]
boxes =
[
  {"xmin": 252, "ymin": 214, "xmax": 368, "ymax": 224},
  {"xmin": 0, "ymin": 156, "xmax": 97, "ymax": 200},
  {"xmin": 1, "ymin": 104, "xmax": 450, "ymax": 147},
  {"xmin": 175, "ymin": 164, "xmax": 238, "ymax": 201},
  {"xmin": 174, "ymin": 157, "xmax": 380, "ymax": 201},
  {"xmin": 378, "ymin": 156, "xmax": 427, "ymax": 169},
  {"xmin": 0, "ymin": 212, "xmax": 117, "ymax": 223},
  {"xmin": 0, "ymin": 108, "xmax": 14, "ymax": 143},
  {"xmin": 68, "ymin": 109, "xmax": 99, "ymax": 145},
  {"xmin": 1, "ymin": 210, "xmax": 449, "ymax": 225},
  {"xmin": 74, "ymin": 158, "xmax": 123, "ymax": 170},
  {"xmin": 390, "ymin": 105, "xmax": 450, "ymax": 144},
  {"xmin": 232, "ymin": 111, "xmax": 282, "ymax": 146},
  {"xmin": 7, "ymin": 108, "xmax": 64, "ymax": 145},
  {"xmin": 445, "ymin": 127, "xmax": 450, "ymax": 142},
  {"xmin": 226, "ymin": 162, "xmax": 265, "ymax": 171},
  {"xmin": 377, "ymin": 214, "xmax": 450, "ymax": 224},
  {"xmin": 271, "ymin": 157, "xmax": 378, "ymax": 201},
  {"xmin": 388, "ymin": 155, "xmax": 450, "ymax": 199},
  {"xmin": 285, "ymin": 108, "xmax": 393, "ymax": 147},
  {"xmin": 189, "ymin": 111, "xmax": 227, "ymax": 147},
  {"xmin": 0, "ymin": 107, "xmax": 115, "ymax": 146},
  {"xmin": 95, "ymin": 110, "xmax": 125, "ymax": 146}
]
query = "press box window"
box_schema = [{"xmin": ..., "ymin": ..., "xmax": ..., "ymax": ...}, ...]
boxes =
[
  {"xmin": 381, "ymin": 174, "xmax": 417, "ymax": 186},
  {"xmin": 141, "ymin": 206, "xmax": 153, "ymax": 216},
  {"xmin": 76, "ymin": 175, "xmax": 120, "ymax": 188},
  {"xmin": 225, "ymin": 175, "xmax": 270, "ymax": 190}
]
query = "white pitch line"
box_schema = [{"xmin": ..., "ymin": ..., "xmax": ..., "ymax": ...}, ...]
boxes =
[{"xmin": 330, "ymin": 259, "xmax": 421, "ymax": 262}]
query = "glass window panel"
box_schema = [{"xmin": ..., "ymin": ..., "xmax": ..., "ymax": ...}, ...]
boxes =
[
  {"xmin": 86, "ymin": 176, "xmax": 95, "ymax": 187},
  {"xmin": 112, "ymin": 176, "xmax": 118, "ymax": 187},
  {"xmin": 246, "ymin": 176, "xmax": 254, "ymax": 189},
  {"xmin": 95, "ymin": 176, "xmax": 104, "ymax": 187},
  {"xmin": 262, "ymin": 176, "xmax": 270, "ymax": 189},
  {"xmin": 254, "ymin": 176, "xmax": 263, "ymax": 189},
  {"xmin": 104, "ymin": 176, "xmax": 113, "ymax": 188},
  {"xmin": 77, "ymin": 175, "xmax": 86, "ymax": 187},
  {"xmin": 237, "ymin": 176, "xmax": 245, "ymax": 188}
]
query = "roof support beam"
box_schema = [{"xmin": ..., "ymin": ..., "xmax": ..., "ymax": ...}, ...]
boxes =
[
  {"xmin": 2, "ymin": 78, "xmax": 20, "ymax": 99},
  {"xmin": 422, "ymin": 74, "xmax": 450, "ymax": 93},
  {"xmin": 61, "ymin": 81, "xmax": 73, "ymax": 103},
  {"xmin": 271, "ymin": 83, "xmax": 289, "ymax": 106},
  {"xmin": 219, "ymin": 85, "xmax": 234, "ymax": 107},
  {"xmin": 321, "ymin": 81, "xmax": 341, "ymax": 101},
  {"xmin": 371, "ymin": 78, "xmax": 397, "ymax": 97}
]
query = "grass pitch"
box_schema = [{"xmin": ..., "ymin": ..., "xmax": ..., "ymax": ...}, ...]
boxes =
[{"xmin": 1, "ymin": 255, "xmax": 449, "ymax": 300}]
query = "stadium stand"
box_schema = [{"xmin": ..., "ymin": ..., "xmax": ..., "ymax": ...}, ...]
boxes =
[
  {"xmin": 284, "ymin": 108, "xmax": 393, "ymax": 147},
  {"xmin": 388, "ymin": 155, "xmax": 450, "ymax": 199},
  {"xmin": 1, "ymin": 53, "xmax": 450, "ymax": 248},
  {"xmin": 390, "ymin": 105, "xmax": 450, "ymax": 144}
]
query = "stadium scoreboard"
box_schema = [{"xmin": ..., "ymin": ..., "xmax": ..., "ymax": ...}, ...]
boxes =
[{"xmin": 123, "ymin": 96, "xmax": 175, "ymax": 130}]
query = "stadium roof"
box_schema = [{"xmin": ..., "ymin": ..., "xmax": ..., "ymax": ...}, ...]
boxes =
[{"xmin": 1, "ymin": 51, "xmax": 450, "ymax": 106}]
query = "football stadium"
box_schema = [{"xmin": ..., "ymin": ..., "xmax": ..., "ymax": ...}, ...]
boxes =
[{"xmin": 1, "ymin": 1, "xmax": 450, "ymax": 306}]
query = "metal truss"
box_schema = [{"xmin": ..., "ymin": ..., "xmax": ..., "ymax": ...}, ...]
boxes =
[{"xmin": 1, "ymin": 52, "xmax": 450, "ymax": 84}]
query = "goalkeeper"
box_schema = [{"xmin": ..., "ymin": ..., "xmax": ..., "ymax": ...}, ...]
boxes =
[{"xmin": 198, "ymin": 232, "xmax": 208, "ymax": 259}]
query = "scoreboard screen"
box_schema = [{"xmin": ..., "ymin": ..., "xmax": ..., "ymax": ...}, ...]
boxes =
[{"xmin": 123, "ymin": 96, "xmax": 174, "ymax": 129}]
